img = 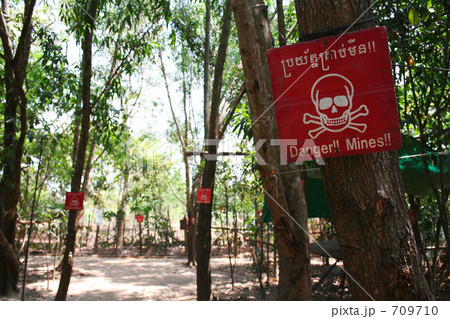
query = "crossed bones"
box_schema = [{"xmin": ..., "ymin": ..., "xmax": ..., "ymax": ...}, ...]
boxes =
[{"xmin": 303, "ymin": 104, "xmax": 369, "ymax": 139}]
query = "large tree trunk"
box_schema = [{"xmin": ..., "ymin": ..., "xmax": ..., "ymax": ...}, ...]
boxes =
[
  {"xmin": 295, "ymin": 0, "xmax": 431, "ymax": 300},
  {"xmin": 0, "ymin": 0, "xmax": 36, "ymax": 296},
  {"xmin": 196, "ymin": 0, "xmax": 232, "ymax": 301},
  {"xmin": 232, "ymin": 0, "xmax": 311, "ymax": 300},
  {"xmin": 55, "ymin": 0, "xmax": 100, "ymax": 301},
  {"xmin": 196, "ymin": 156, "xmax": 216, "ymax": 301},
  {"xmin": 321, "ymin": 153, "xmax": 431, "ymax": 300},
  {"xmin": 0, "ymin": 226, "xmax": 21, "ymax": 295}
]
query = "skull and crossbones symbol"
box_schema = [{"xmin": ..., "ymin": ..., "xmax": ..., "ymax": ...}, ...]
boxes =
[{"xmin": 303, "ymin": 73, "xmax": 369, "ymax": 139}]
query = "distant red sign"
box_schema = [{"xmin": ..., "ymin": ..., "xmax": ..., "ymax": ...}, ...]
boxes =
[
  {"xmin": 197, "ymin": 188, "xmax": 211, "ymax": 204},
  {"xmin": 267, "ymin": 26, "xmax": 402, "ymax": 162},
  {"xmin": 136, "ymin": 215, "xmax": 144, "ymax": 223},
  {"xmin": 64, "ymin": 192, "xmax": 85, "ymax": 210}
]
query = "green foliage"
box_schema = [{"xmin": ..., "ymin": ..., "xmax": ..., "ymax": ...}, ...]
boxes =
[
  {"xmin": 417, "ymin": 196, "xmax": 442, "ymax": 245},
  {"xmin": 170, "ymin": 0, "xmax": 205, "ymax": 64},
  {"xmin": 127, "ymin": 133, "xmax": 184, "ymax": 218},
  {"xmin": 374, "ymin": 0, "xmax": 449, "ymax": 177},
  {"xmin": 103, "ymin": 210, "xmax": 117, "ymax": 221},
  {"xmin": 231, "ymin": 100, "xmax": 253, "ymax": 141},
  {"xmin": 5, "ymin": 0, "xmax": 448, "ymax": 275},
  {"xmin": 374, "ymin": 0, "xmax": 449, "ymax": 281},
  {"xmin": 408, "ymin": 8, "xmax": 421, "ymax": 26},
  {"xmin": 27, "ymin": 24, "xmax": 79, "ymax": 116},
  {"xmin": 214, "ymin": 157, "xmax": 263, "ymax": 234}
]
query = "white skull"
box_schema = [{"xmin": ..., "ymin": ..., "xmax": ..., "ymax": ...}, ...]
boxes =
[{"xmin": 311, "ymin": 74, "xmax": 354, "ymax": 132}]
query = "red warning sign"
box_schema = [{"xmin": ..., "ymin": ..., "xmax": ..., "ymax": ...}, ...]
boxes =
[
  {"xmin": 64, "ymin": 192, "xmax": 85, "ymax": 210},
  {"xmin": 197, "ymin": 188, "xmax": 211, "ymax": 204},
  {"xmin": 136, "ymin": 215, "xmax": 144, "ymax": 223},
  {"xmin": 267, "ymin": 27, "xmax": 402, "ymax": 162}
]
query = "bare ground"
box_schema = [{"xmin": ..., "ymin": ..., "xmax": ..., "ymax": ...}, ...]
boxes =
[
  {"xmin": 2, "ymin": 253, "xmax": 278, "ymax": 301},
  {"xmin": 1, "ymin": 250, "xmax": 350, "ymax": 301}
]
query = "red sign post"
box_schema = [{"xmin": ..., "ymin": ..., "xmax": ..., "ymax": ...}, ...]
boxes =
[
  {"xmin": 136, "ymin": 215, "xmax": 144, "ymax": 223},
  {"xmin": 64, "ymin": 192, "xmax": 85, "ymax": 210},
  {"xmin": 197, "ymin": 188, "xmax": 211, "ymax": 204},
  {"xmin": 267, "ymin": 27, "xmax": 401, "ymax": 162}
]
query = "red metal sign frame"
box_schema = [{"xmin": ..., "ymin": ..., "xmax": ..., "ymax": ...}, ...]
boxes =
[
  {"xmin": 64, "ymin": 192, "xmax": 85, "ymax": 210},
  {"xmin": 267, "ymin": 27, "xmax": 401, "ymax": 162},
  {"xmin": 197, "ymin": 188, "xmax": 212, "ymax": 204}
]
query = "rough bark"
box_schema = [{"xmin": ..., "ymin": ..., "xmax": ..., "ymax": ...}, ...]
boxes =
[
  {"xmin": 196, "ymin": 158, "xmax": 215, "ymax": 300},
  {"xmin": 295, "ymin": 0, "xmax": 431, "ymax": 300},
  {"xmin": 232, "ymin": 0, "xmax": 311, "ymax": 300},
  {"xmin": 0, "ymin": 0, "xmax": 36, "ymax": 296},
  {"xmin": 55, "ymin": 0, "xmax": 100, "ymax": 301},
  {"xmin": 196, "ymin": 0, "xmax": 232, "ymax": 301},
  {"xmin": 0, "ymin": 224, "xmax": 20, "ymax": 295}
]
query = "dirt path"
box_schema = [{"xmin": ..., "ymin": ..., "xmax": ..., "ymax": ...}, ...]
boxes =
[{"xmin": 3, "ymin": 253, "xmax": 277, "ymax": 301}]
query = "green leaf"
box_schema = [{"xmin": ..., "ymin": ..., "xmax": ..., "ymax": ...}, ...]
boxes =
[{"xmin": 408, "ymin": 9, "xmax": 421, "ymax": 26}]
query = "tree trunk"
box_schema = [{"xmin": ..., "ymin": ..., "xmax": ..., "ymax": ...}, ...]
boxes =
[
  {"xmin": 276, "ymin": 0, "xmax": 286, "ymax": 46},
  {"xmin": 159, "ymin": 48, "xmax": 196, "ymax": 265},
  {"xmin": 81, "ymin": 138, "xmax": 97, "ymax": 193},
  {"xmin": 114, "ymin": 125, "xmax": 129, "ymax": 255},
  {"xmin": 196, "ymin": 0, "xmax": 232, "ymax": 301},
  {"xmin": 72, "ymin": 110, "xmax": 81, "ymax": 165},
  {"xmin": 295, "ymin": 0, "xmax": 431, "ymax": 300},
  {"xmin": 0, "ymin": 0, "xmax": 36, "ymax": 296},
  {"xmin": 94, "ymin": 225, "xmax": 100, "ymax": 254},
  {"xmin": 203, "ymin": 0, "xmax": 211, "ymax": 139},
  {"xmin": 114, "ymin": 171, "xmax": 129, "ymax": 254},
  {"xmin": 186, "ymin": 191, "xmax": 196, "ymax": 265},
  {"xmin": 55, "ymin": 0, "xmax": 100, "ymax": 301},
  {"xmin": 188, "ymin": 173, "xmax": 201, "ymax": 266},
  {"xmin": 196, "ymin": 159, "xmax": 215, "ymax": 300},
  {"xmin": 0, "ymin": 229, "xmax": 21, "ymax": 295},
  {"xmin": 232, "ymin": 0, "xmax": 311, "ymax": 300}
]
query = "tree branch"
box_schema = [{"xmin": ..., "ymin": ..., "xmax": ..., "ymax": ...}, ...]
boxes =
[
  {"xmin": 208, "ymin": 0, "xmax": 232, "ymax": 140},
  {"xmin": 203, "ymin": 0, "xmax": 211, "ymax": 139},
  {"xmin": 0, "ymin": 6, "xmax": 13, "ymax": 61},
  {"xmin": 91, "ymin": 24, "xmax": 156, "ymax": 109},
  {"xmin": 13, "ymin": 0, "xmax": 36, "ymax": 78},
  {"xmin": 218, "ymin": 83, "xmax": 245, "ymax": 140},
  {"xmin": 158, "ymin": 48, "xmax": 187, "ymax": 150}
]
